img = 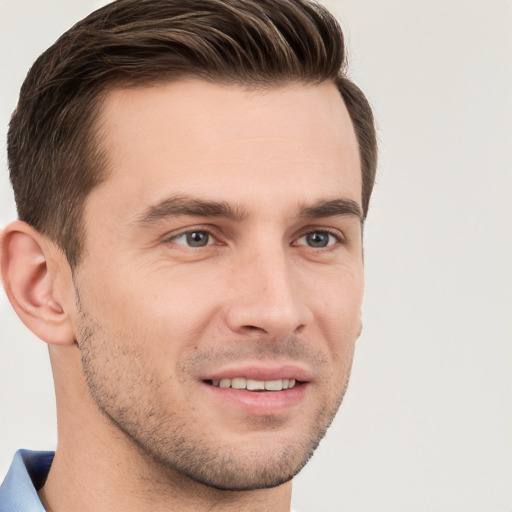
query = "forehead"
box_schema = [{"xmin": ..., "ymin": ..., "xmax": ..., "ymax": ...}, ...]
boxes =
[{"xmin": 92, "ymin": 80, "xmax": 361, "ymax": 215}]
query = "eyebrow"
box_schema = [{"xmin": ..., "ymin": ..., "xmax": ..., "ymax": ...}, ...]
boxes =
[
  {"xmin": 299, "ymin": 199, "xmax": 363, "ymax": 222},
  {"xmin": 135, "ymin": 194, "xmax": 247, "ymax": 225},
  {"xmin": 134, "ymin": 194, "xmax": 363, "ymax": 227}
]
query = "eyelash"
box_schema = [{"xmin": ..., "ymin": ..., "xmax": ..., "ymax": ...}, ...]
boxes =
[
  {"xmin": 294, "ymin": 228, "xmax": 345, "ymax": 250},
  {"xmin": 165, "ymin": 226, "xmax": 345, "ymax": 250},
  {"xmin": 164, "ymin": 227, "xmax": 220, "ymax": 248}
]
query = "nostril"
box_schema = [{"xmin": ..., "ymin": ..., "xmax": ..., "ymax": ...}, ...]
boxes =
[
  {"xmin": 243, "ymin": 325, "xmax": 267, "ymax": 333},
  {"xmin": 225, "ymin": 297, "xmax": 309, "ymax": 338}
]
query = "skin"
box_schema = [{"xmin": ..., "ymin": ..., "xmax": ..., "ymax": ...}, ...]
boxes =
[{"xmin": 1, "ymin": 80, "xmax": 364, "ymax": 512}]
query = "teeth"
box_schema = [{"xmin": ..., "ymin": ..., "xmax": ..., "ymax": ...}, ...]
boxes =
[
  {"xmin": 246, "ymin": 379, "xmax": 265, "ymax": 390},
  {"xmin": 231, "ymin": 377, "xmax": 246, "ymax": 389},
  {"xmin": 210, "ymin": 378, "xmax": 297, "ymax": 391},
  {"xmin": 265, "ymin": 379, "xmax": 283, "ymax": 391}
]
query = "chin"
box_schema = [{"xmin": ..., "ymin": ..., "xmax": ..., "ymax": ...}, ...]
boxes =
[{"xmin": 134, "ymin": 419, "xmax": 329, "ymax": 492}]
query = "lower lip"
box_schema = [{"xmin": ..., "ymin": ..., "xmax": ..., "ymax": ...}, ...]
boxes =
[{"xmin": 203, "ymin": 382, "xmax": 309, "ymax": 416}]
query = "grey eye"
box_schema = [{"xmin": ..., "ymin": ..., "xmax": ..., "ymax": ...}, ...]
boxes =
[
  {"xmin": 297, "ymin": 231, "xmax": 337, "ymax": 248},
  {"xmin": 171, "ymin": 230, "xmax": 212, "ymax": 247},
  {"xmin": 185, "ymin": 231, "xmax": 210, "ymax": 247}
]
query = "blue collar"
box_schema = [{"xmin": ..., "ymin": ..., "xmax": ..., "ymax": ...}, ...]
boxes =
[
  {"xmin": 0, "ymin": 450, "xmax": 54, "ymax": 512},
  {"xmin": 1, "ymin": 450, "xmax": 300, "ymax": 511}
]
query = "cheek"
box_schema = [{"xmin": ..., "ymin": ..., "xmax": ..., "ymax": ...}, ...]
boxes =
[
  {"xmin": 99, "ymin": 269, "xmax": 225, "ymax": 371},
  {"xmin": 312, "ymin": 263, "xmax": 364, "ymax": 321},
  {"xmin": 81, "ymin": 257, "xmax": 216, "ymax": 321},
  {"xmin": 307, "ymin": 264, "xmax": 363, "ymax": 358}
]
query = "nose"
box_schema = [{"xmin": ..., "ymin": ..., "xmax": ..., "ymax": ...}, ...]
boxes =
[{"xmin": 224, "ymin": 246, "xmax": 311, "ymax": 339}]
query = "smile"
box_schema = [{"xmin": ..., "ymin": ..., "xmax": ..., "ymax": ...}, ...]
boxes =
[
  {"xmin": 208, "ymin": 378, "xmax": 297, "ymax": 391},
  {"xmin": 202, "ymin": 367, "xmax": 310, "ymax": 415}
]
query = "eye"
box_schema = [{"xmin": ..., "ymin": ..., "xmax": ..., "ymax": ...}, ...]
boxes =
[
  {"xmin": 296, "ymin": 230, "xmax": 340, "ymax": 248},
  {"xmin": 169, "ymin": 230, "xmax": 213, "ymax": 247}
]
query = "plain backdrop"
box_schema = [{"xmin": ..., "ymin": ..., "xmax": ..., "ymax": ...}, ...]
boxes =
[{"xmin": 1, "ymin": 1, "xmax": 510, "ymax": 511}]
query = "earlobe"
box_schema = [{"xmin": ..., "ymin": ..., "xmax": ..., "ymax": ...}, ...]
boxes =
[
  {"xmin": 357, "ymin": 312, "xmax": 363, "ymax": 338},
  {"xmin": 1, "ymin": 221, "xmax": 76, "ymax": 346}
]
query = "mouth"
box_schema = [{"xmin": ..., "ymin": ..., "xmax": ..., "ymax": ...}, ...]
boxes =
[
  {"xmin": 205, "ymin": 377, "xmax": 298, "ymax": 391},
  {"xmin": 200, "ymin": 366, "xmax": 310, "ymax": 415}
]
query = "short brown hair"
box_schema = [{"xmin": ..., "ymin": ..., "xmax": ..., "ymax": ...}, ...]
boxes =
[{"xmin": 8, "ymin": 0, "xmax": 377, "ymax": 267}]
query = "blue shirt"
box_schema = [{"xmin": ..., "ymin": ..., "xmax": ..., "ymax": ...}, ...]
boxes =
[
  {"xmin": 0, "ymin": 450, "xmax": 300, "ymax": 511},
  {"xmin": 0, "ymin": 450, "xmax": 53, "ymax": 512}
]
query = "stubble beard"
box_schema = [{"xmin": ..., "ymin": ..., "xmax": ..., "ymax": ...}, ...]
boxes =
[{"xmin": 75, "ymin": 303, "xmax": 353, "ymax": 492}]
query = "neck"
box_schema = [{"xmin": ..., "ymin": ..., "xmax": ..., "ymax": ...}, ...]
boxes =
[{"xmin": 40, "ymin": 347, "xmax": 292, "ymax": 512}]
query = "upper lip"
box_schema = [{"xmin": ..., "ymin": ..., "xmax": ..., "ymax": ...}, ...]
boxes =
[{"xmin": 202, "ymin": 363, "xmax": 313, "ymax": 383}]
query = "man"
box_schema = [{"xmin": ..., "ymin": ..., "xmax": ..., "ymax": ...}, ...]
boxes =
[{"xmin": 0, "ymin": 0, "xmax": 377, "ymax": 510}]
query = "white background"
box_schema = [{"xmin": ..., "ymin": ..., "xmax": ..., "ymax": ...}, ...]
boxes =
[{"xmin": 1, "ymin": 1, "xmax": 510, "ymax": 511}]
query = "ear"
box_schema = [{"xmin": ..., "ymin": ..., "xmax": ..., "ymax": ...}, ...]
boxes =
[{"xmin": 1, "ymin": 221, "xmax": 76, "ymax": 345}]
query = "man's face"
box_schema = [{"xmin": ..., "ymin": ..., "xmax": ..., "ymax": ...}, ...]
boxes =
[{"xmin": 72, "ymin": 80, "xmax": 363, "ymax": 490}]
